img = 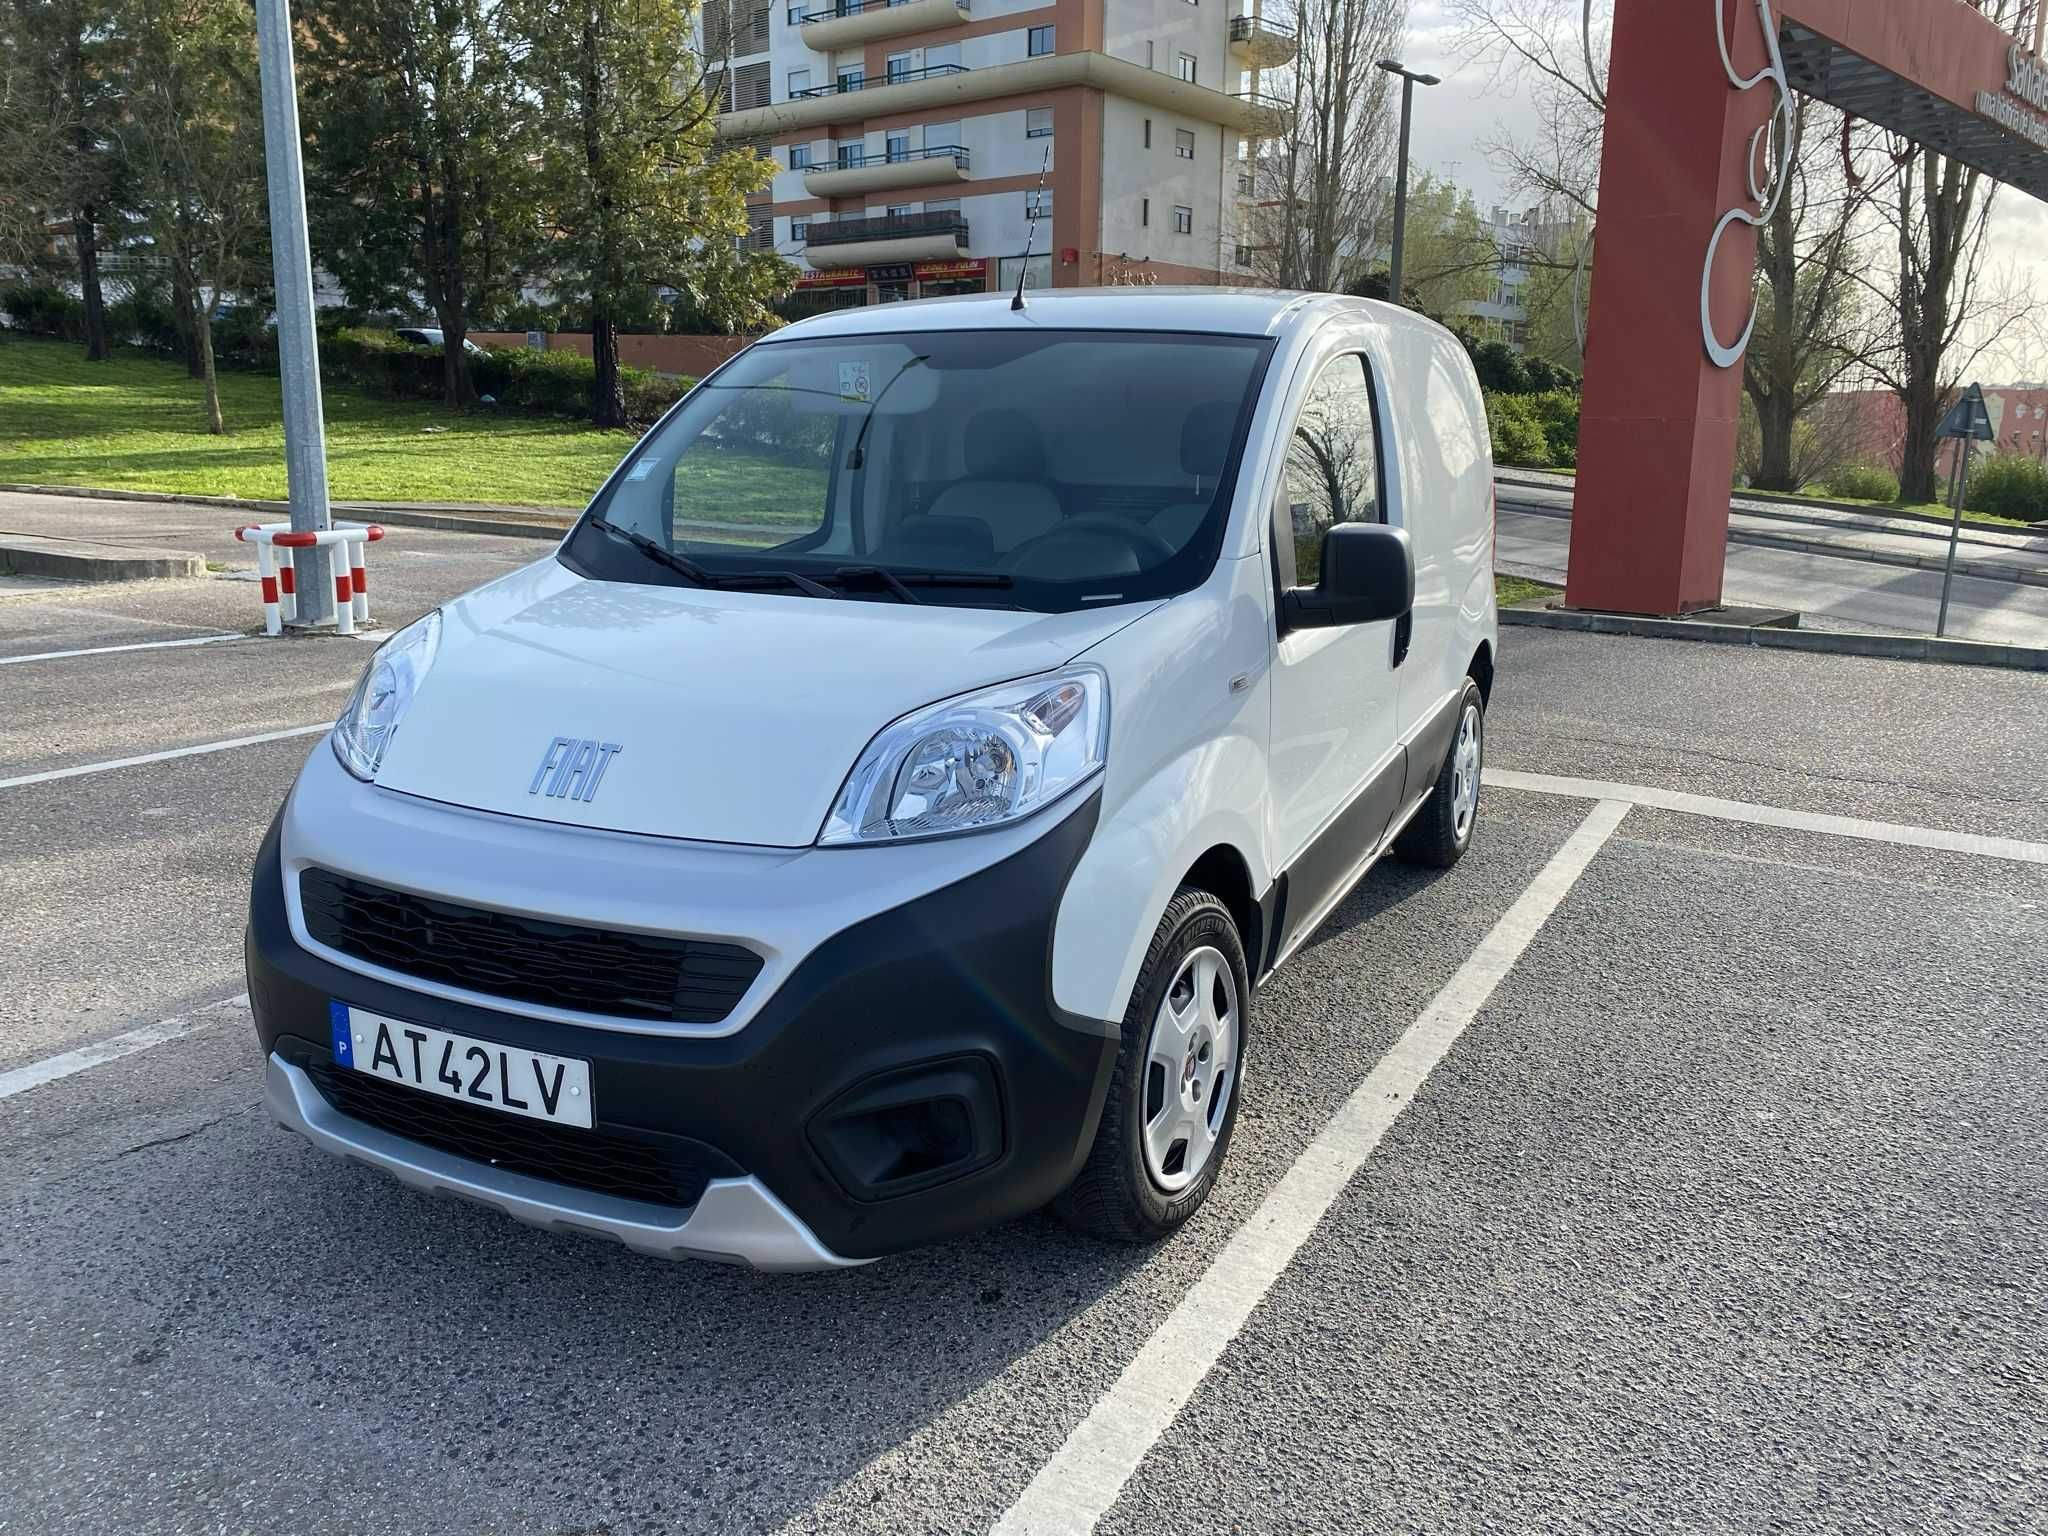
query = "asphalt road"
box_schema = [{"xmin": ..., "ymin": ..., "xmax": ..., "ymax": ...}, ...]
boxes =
[
  {"xmin": 1496, "ymin": 484, "xmax": 2048, "ymax": 645},
  {"xmin": 3, "ymin": 496, "xmax": 2045, "ymax": 1534}
]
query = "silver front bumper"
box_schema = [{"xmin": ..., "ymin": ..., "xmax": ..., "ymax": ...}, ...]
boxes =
[{"xmin": 264, "ymin": 1055, "xmax": 865, "ymax": 1272}]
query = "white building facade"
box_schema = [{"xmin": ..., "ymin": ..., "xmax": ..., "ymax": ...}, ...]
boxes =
[
  {"xmin": 1458, "ymin": 204, "xmax": 1581, "ymax": 351},
  {"xmin": 708, "ymin": 0, "xmax": 1296, "ymax": 308}
]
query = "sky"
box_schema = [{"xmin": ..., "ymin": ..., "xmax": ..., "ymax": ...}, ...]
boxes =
[{"xmin": 1400, "ymin": 1, "xmax": 2048, "ymax": 384}]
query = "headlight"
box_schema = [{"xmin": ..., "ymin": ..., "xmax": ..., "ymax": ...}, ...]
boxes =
[
  {"xmin": 819, "ymin": 667, "xmax": 1109, "ymax": 845},
  {"xmin": 332, "ymin": 610, "xmax": 441, "ymax": 781}
]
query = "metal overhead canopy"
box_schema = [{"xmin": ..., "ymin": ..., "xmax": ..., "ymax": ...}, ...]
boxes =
[{"xmin": 1775, "ymin": 0, "xmax": 2048, "ymax": 206}]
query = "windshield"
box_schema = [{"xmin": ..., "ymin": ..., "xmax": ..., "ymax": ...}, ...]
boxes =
[{"xmin": 561, "ymin": 327, "xmax": 1274, "ymax": 612}]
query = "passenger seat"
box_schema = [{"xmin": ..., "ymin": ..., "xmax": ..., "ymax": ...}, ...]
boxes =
[
  {"xmin": 925, "ymin": 410, "xmax": 1064, "ymax": 553},
  {"xmin": 1149, "ymin": 401, "xmax": 1239, "ymax": 549}
]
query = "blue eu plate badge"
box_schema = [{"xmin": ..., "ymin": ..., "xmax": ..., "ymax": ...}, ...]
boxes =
[{"xmin": 330, "ymin": 1000, "xmax": 354, "ymax": 1066}]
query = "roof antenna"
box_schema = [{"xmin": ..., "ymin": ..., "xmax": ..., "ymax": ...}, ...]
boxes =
[{"xmin": 1012, "ymin": 143, "xmax": 1052, "ymax": 312}]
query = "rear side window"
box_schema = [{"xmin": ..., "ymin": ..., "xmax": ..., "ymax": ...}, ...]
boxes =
[{"xmin": 1277, "ymin": 353, "xmax": 1381, "ymax": 587}]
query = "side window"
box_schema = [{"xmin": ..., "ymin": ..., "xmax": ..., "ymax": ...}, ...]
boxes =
[{"xmin": 1277, "ymin": 354, "xmax": 1381, "ymax": 587}]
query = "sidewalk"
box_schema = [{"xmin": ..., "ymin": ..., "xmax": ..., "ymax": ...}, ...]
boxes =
[{"xmin": 1494, "ymin": 471, "xmax": 2048, "ymax": 590}]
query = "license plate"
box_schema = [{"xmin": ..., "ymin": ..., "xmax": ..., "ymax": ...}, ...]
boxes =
[{"xmin": 330, "ymin": 1002, "xmax": 593, "ymax": 1129}]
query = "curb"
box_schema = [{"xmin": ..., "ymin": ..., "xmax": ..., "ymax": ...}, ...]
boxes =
[
  {"xmin": 0, "ymin": 536, "xmax": 206, "ymax": 583},
  {"xmin": 1502, "ymin": 604, "xmax": 2048, "ymax": 672},
  {"xmin": 1493, "ymin": 490, "xmax": 2048, "ymax": 590}
]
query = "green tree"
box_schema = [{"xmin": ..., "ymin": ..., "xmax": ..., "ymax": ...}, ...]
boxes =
[
  {"xmin": 121, "ymin": 0, "xmax": 267, "ymax": 432},
  {"xmin": 2, "ymin": 0, "xmax": 129, "ymax": 360},
  {"xmin": 1392, "ymin": 174, "xmax": 1497, "ymax": 323},
  {"xmin": 507, "ymin": 0, "xmax": 781, "ymax": 426},
  {"xmin": 302, "ymin": 0, "xmax": 539, "ymax": 406}
]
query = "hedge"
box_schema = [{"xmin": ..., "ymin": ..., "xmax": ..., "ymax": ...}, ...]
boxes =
[
  {"xmin": 1484, "ymin": 389, "xmax": 1579, "ymax": 470},
  {"xmin": 1966, "ymin": 453, "xmax": 2048, "ymax": 522},
  {"xmin": 1821, "ymin": 464, "xmax": 1900, "ymax": 503}
]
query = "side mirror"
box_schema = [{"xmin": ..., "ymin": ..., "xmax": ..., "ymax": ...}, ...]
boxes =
[{"xmin": 1281, "ymin": 523, "xmax": 1414, "ymax": 631}]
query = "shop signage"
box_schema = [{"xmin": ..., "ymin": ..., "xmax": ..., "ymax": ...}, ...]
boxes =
[
  {"xmin": 867, "ymin": 263, "xmax": 915, "ymax": 281},
  {"xmin": 1979, "ymin": 43, "xmax": 2048, "ymax": 150},
  {"xmin": 792, "ymin": 268, "xmax": 868, "ymax": 289},
  {"xmin": 913, "ymin": 259, "xmax": 988, "ymax": 279}
]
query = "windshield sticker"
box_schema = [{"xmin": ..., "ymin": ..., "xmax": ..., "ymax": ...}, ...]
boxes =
[
  {"xmin": 623, "ymin": 457, "xmax": 661, "ymax": 482},
  {"xmin": 837, "ymin": 361, "xmax": 873, "ymax": 403}
]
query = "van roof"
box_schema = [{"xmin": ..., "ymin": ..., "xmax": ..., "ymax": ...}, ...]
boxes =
[{"xmin": 763, "ymin": 287, "xmax": 1419, "ymax": 343}]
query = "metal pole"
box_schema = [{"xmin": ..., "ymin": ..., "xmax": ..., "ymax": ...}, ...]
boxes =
[
  {"xmin": 1388, "ymin": 77, "xmax": 1414, "ymax": 306},
  {"xmin": 1936, "ymin": 434, "xmax": 1973, "ymax": 639},
  {"xmin": 252, "ymin": 0, "xmax": 334, "ymax": 626}
]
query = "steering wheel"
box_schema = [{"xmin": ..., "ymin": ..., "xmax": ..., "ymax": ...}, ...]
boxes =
[{"xmin": 1008, "ymin": 515, "xmax": 1179, "ymax": 572}]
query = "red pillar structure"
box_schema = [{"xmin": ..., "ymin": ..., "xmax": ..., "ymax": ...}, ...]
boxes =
[{"xmin": 1565, "ymin": 1, "xmax": 1780, "ymax": 616}]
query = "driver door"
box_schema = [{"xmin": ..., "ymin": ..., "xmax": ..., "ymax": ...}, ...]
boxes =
[{"xmin": 1265, "ymin": 350, "xmax": 1406, "ymax": 940}]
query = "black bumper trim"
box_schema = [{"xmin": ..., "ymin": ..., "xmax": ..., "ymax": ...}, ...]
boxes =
[{"xmin": 247, "ymin": 794, "xmax": 1118, "ymax": 1260}]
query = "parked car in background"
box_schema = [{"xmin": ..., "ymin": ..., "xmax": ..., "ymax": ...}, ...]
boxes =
[
  {"xmin": 246, "ymin": 289, "xmax": 1499, "ymax": 1271},
  {"xmin": 395, "ymin": 325, "xmax": 487, "ymax": 357}
]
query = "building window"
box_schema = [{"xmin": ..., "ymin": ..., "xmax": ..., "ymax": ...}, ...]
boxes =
[
  {"xmin": 789, "ymin": 141, "xmax": 811, "ymax": 169},
  {"xmin": 791, "ymin": 217, "xmax": 810, "ymax": 244},
  {"xmin": 1028, "ymin": 25, "xmax": 1054, "ymax": 56},
  {"xmin": 836, "ymin": 66, "xmax": 863, "ymax": 92},
  {"xmin": 1143, "ymin": 118, "xmax": 1151, "ymax": 148},
  {"xmin": 886, "ymin": 52, "xmax": 913, "ymax": 81},
  {"xmin": 786, "ymin": 4, "xmax": 801, "ymax": 22},
  {"xmin": 1146, "ymin": 40, "xmax": 1155, "ymax": 69},
  {"xmin": 1026, "ymin": 188, "xmax": 1051, "ymax": 220},
  {"xmin": 1176, "ymin": 53, "xmax": 1196, "ymax": 83},
  {"xmin": 924, "ymin": 120, "xmax": 958, "ymax": 150},
  {"xmin": 837, "ymin": 141, "xmax": 862, "ymax": 168},
  {"xmin": 1173, "ymin": 204, "xmax": 1192, "ymax": 234},
  {"xmin": 925, "ymin": 197, "xmax": 959, "ymax": 212},
  {"xmin": 1141, "ymin": 197, "xmax": 1150, "ymax": 227},
  {"xmin": 785, "ymin": 68, "xmax": 810, "ymax": 98},
  {"xmin": 887, "ymin": 203, "xmax": 917, "ymax": 217},
  {"xmin": 1026, "ymin": 107, "xmax": 1053, "ymax": 139},
  {"xmin": 1175, "ymin": 128, "xmax": 1195, "ymax": 160},
  {"xmin": 887, "ymin": 130, "xmax": 910, "ymax": 161}
]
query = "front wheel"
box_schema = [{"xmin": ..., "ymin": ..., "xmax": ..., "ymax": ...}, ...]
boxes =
[
  {"xmin": 1393, "ymin": 679, "xmax": 1484, "ymax": 869},
  {"xmin": 1054, "ymin": 888, "xmax": 1250, "ymax": 1243}
]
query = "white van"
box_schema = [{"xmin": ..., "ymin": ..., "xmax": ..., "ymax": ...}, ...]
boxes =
[{"xmin": 247, "ymin": 290, "xmax": 1498, "ymax": 1270}]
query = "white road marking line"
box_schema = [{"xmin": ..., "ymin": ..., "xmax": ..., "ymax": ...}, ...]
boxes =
[
  {"xmin": 1485, "ymin": 767, "xmax": 2048, "ymax": 866},
  {"xmin": 0, "ymin": 633, "xmax": 246, "ymax": 666},
  {"xmin": 993, "ymin": 799, "xmax": 1632, "ymax": 1536},
  {"xmin": 0, "ymin": 993, "xmax": 250, "ymax": 1103},
  {"xmin": 0, "ymin": 723, "xmax": 329, "ymax": 792}
]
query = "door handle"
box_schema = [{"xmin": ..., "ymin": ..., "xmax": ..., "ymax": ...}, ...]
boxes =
[{"xmin": 1392, "ymin": 612, "xmax": 1412, "ymax": 668}]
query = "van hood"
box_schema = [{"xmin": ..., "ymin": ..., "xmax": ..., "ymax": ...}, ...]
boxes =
[{"xmin": 371, "ymin": 559, "xmax": 1154, "ymax": 847}]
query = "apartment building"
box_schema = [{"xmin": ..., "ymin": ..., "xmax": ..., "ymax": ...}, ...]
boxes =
[
  {"xmin": 708, "ymin": 0, "xmax": 1297, "ymax": 309},
  {"xmin": 1459, "ymin": 204, "xmax": 1583, "ymax": 351}
]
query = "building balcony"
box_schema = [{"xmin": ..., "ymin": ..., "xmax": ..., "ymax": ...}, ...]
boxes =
[
  {"xmin": 1228, "ymin": 13, "xmax": 1298, "ymax": 68},
  {"xmin": 796, "ymin": 0, "xmax": 969, "ymax": 52},
  {"xmin": 1231, "ymin": 89, "xmax": 1292, "ymax": 136},
  {"xmin": 792, "ymin": 62, "xmax": 968, "ymax": 99},
  {"xmin": 719, "ymin": 51, "xmax": 1290, "ymax": 138},
  {"xmin": 802, "ymin": 144, "xmax": 970, "ymax": 196},
  {"xmin": 804, "ymin": 211, "xmax": 969, "ymax": 269}
]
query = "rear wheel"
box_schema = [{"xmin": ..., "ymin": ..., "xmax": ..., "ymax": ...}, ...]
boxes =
[
  {"xmin": 1393, "ymin": 679, "xmax": 1484, "ymax": 869},
  {"xmin": 1055, "ymin": 888, "xmax": 1249, "ymax": 1243}
]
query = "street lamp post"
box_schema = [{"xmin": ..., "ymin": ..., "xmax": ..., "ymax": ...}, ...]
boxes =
[{"xmin": 1377, "ymin": 58, "xmax": 1440, "ymax": 308}]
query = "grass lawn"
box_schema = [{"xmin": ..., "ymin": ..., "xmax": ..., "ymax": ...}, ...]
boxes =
[
  {"xmin": 1495, "ymin": 573, "xmax": 1561, "ymax": 607},
  {"xmin": 0, "ymin": 335, "xmax": 635, "ymax": 506},
  {"xmin": 1738, "ymin": 484, "xmax": 2033, "ymax": 531}
]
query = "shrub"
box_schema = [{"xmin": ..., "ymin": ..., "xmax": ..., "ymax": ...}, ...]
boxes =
[
  {"xmin": 1822, "ymin": 463, "xmax": 1900, "ymax": 503},
  {"xmin": 1966, "ymin": 453, "xmax": 2048, "ymax": 522},
  {"xmin": 1522, "ymin": 389, "xmax": 1580, "ymax": 469},
  {"xmin": 1469, "ymin": 339, "xmax": 1530, "ymax": 396},
  {"xmin": 106, "ymin": 287, "xmax": 184, "ymax": 355},
  {"xmin": 1, "ymin": 284, "xmax": 85, "ymax": 340},
  {"xmin": 1484, "ymin": 392, "xmax": 1551, "ymax": 468}
]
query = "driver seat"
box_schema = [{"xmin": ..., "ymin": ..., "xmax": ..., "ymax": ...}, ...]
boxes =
[
  {"xmin": 925, "ymin": 410, "xmax": 1063, "ymax": 553},
  {"xmin": 1149, "ymin": 401, "xmax": 1238, "ymax": 548}
]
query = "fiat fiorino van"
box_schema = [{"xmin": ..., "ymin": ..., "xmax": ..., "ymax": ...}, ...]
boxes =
[{"xmin": 246, "ymin": 289, "xmax": 1498, "ymax": 1270}]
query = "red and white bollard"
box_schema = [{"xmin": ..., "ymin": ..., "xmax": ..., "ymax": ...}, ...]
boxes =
[{"xmin": 233, "ymin": 521, "xmax": 384, "ymax": 636}]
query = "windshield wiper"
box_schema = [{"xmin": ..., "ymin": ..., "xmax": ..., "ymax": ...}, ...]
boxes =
[
  {"xmin": 587, "ymin": 516, "xmax": 714, "ymax": 587},
  {"xmin": 711, "ymin": 568, "xmax": 838, "ymax": 599},
  {"xmin": 827, "ymin": 565, "xmax": 923, "ymax": 604}
]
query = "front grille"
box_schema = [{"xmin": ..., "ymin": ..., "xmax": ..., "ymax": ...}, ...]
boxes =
[
  {"xmin": 301, "ymin": 1056, "xmax": 738, "ymax": 1211},
  {"xmin": 299, "ymin": 869, "xmax": 763, "ymax": 1026}
]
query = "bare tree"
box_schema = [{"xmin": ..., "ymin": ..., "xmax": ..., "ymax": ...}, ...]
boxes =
[
  {"xmin": 1248, "ymin": 0, "xmax": 1406, "ymax": 291},
  {"xmin": 1742, "ymin": 101, "xmax": 1875, "ymax": 490}
]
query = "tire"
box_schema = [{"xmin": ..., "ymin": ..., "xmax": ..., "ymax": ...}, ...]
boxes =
[
  {"xmin": 1054, "ymin": 888, "xmax": 1251, "ymax": 1243},
  {"xmin": 1393, "ymin": 679, "xmax": 1485, "ymax": 869}
]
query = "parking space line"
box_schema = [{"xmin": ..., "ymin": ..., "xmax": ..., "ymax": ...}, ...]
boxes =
[
  {"xmin": 0, "ymin": 993, "xmax": 249, "ymax": 1103},
  {"xmin": 992, "ymin": 798, "xmax": 1633, "ymax": 1536},
  {"xmin": 0, "ymin": 633, "xmax": 247, "ymax": 666},
  {"xmin": 0, "ymin": 723, "xmax": 329, "ymax": 792},
  {"xmin": 1485, "ymin": 767, "xmax": 2048, "ymax": 866}
]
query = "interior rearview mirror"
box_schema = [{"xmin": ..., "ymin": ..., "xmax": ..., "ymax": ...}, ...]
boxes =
[{"xmin": 1281, "ymin": 523, "xmax": 1414, "ymax": 631}]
